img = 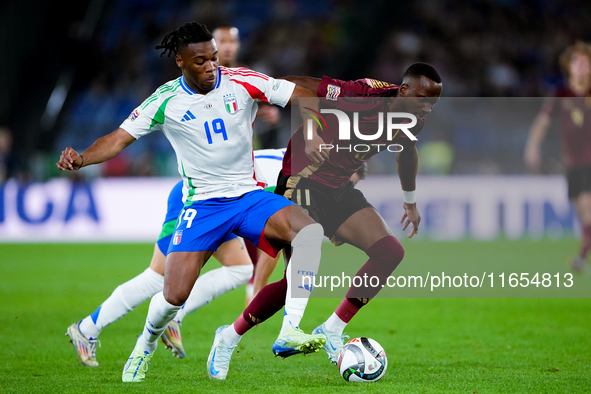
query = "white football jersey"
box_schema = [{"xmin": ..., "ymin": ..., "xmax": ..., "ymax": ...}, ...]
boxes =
[{"xmin": 121, "ymin": 67, "xmax": 295, "ymax": 201}]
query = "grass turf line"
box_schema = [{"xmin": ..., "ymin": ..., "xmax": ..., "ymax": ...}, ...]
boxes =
[{"xmin": 0, "ymin": 240, "xmax": 590, "ymax": 393}]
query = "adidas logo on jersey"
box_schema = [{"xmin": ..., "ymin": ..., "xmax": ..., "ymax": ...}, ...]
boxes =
[{"xmin": 181, "ymin": 110, "xmax": 196, "ymax": 122}]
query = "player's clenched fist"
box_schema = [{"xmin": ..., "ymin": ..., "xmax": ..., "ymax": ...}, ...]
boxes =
[{"xmin": 56, "ymin": 147, "xmax": 83, "ymax": 171}]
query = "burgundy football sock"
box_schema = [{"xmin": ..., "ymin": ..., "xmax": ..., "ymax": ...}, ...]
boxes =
[
  {"xmin": 336, "ymin": 236, "xmax": 405, "ymax": 322},
  {"xmin": 334, "ymin": 298, "xmax": 361, "ymax": 324},
  {"xmin": 233, "ymin": 275, "xmax": 287, "ymax": 335}
]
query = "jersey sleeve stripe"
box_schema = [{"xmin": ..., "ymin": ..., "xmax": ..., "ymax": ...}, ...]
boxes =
[
  {"xmin": 221, "ymin": 68, "xmax": 269, "ymax": 80},
  {"xmin": 140, "ymin": 79, "xmax": 181, "ymax": 109},
  {"xmin": 235, "ymin": 72, "xmax": 269, "ymax": 80},
  {"xmin": 235, "ymin": 67, "xmax": 269, "ymax": 79},
  {"xmin": 222, "ymin": 71, "xmax": 269, "ymax": 81},
  {"xmin": 230, "ymin": 79, "xmax": 269, "ymax": 102}
]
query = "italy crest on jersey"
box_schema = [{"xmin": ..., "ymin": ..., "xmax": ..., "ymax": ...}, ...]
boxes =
[
  {"xmin": 173, "ymin": 230, "xmax": 183, "ymax": 245},
  {"xmin": 223, "ymin": 93, "xmax": 238, "ymax": 114}
]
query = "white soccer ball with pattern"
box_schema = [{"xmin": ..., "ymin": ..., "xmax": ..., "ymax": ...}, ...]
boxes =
[{"xmin": 337, "ymin": 337, "xmax": 387, "ymax": 382}]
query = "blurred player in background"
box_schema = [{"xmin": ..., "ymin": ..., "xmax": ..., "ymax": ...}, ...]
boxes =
[
  {"xmin": 217, "ymin": 64, "xmax": 442, "ymax": 367},
  {"xmin": 525, "ymin": 41, "xmax": 591, "ymax": 272},
  {"xmin": 57, "ymin": 22, "xmax": 326, "ymax": 382},
  {"xmin": 213, "ymin": 23, "xmax": 283, "ymax": 305}
]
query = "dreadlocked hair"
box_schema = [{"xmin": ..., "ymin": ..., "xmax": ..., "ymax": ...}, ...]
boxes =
[{"xmin": 155, "ymin": 22, "xmax": 213, "ymax": 57}]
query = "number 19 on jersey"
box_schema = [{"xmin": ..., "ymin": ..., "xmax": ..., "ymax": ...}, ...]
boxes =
[{"xmin": 204, "ymin": 118, "xmax": 228, "ymax": 144}]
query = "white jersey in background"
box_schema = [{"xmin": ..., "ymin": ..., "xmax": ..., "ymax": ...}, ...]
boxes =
[
  {"xmin": 253, "ymin": 148, "xmax": 286, "ymax": 189},
  {"xmin": 120, "ymin": 67, "xmax": 295, "ymax": 201}
]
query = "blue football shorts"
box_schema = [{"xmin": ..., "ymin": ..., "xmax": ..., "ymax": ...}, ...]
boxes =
[
  {"xmin": 156, "ymin": 180, "xmax": 239, "ymax": 255},
  {"xmin": 167, "ymin": 188, "xmax": 294, "ymax": 257}
]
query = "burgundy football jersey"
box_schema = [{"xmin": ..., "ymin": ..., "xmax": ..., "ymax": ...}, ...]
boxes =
[
  {"xmin": 283, "ymin": 76, "xmax": 424, "ymax": 187},
  {"xmin": 541, "ymin": 85, "xmax": 591, "ymax": 169}
]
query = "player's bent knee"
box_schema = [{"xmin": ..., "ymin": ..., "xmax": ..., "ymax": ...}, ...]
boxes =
[
  {"xmin": 225, "ymin": 264, "xmax": 254, "ymax": 287},
  {"xmin": 162, "ymin": 288, "xmax": 189, "ymax": 307},
  {"xmin": 292, "ymin": 222, "xmax": 324, "ymax": 246}
]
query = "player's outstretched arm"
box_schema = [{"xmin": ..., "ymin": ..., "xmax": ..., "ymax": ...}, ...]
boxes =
[
  {"xmin": 287, "ymin": 84, "xmax": 319, "ymax": 104},
  {"xmin": 397, "ymin": 144, "xmax": 421, "ymax": 238},
  {"xmin": 56, "ymin": 128, "xmax": 136, "ymax": 171},
  {"xmin": 287, "ymin": 83, "xmax": 328, "ymax": 164},
  {"xmin": 282, "ymin": 76, "xmax": 322, "ymax": 96},
  {"xmin": 524, "ymin": 111, "xmax": 550, "ymax": 172}
]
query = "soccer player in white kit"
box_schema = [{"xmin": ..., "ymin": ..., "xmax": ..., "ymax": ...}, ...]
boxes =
[
  {"xmin": 56, "ymin": 22, "xmax": 326, "ymax": 382},
  {"xmin": 64, "ymin": 150, "xmax": 286, "ymax": 367}
]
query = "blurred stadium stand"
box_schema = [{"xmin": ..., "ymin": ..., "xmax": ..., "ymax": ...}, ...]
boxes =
[{"xmin": 1, "ymin": 0, "xmax": 589, "ymax": 180}]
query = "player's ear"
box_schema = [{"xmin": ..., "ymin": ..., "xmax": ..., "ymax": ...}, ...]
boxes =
[
  {"xmin": 175, "ymin": 54, "xmax": 183, "ymax": 69},
  {"xmin": 398, "ymin": 83, "xmax": 409, "ymax": 97}
]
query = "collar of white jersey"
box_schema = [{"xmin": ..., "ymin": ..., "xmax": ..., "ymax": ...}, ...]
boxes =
[{"xmin": 180, "ymin": 68, "xmax": 222, "ymax": 95}]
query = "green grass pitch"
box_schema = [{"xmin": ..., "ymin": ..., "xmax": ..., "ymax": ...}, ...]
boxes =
[{"xmin": 1, "ymin": 240, "xmax": 590, "ymax": 393}]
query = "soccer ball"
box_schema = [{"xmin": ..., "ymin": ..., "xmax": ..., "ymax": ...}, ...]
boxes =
[{"xmin": 337, "ymin": 337, "xmax": 387, "ymax": 382}]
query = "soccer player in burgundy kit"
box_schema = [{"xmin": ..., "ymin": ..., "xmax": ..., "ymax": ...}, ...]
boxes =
[
  {"xmin": 525, "ymin": 42, "xmax": 591, "ymax": 272},
  {"xmin": 227, "ymin": 63, "xmax": 443, "ymax": 364}
]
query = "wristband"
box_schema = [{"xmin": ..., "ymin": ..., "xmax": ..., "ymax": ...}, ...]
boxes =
[
  {"xmin": 79, "ymin": 154, "xmax": 85, "ymax": 169},
  {"xmin": 402, "ymin": 190, "xmax": 416, "ymax": 204}
]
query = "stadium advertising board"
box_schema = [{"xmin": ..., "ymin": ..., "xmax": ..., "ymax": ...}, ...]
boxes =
[{"xmin": 0, "ymin": 176, "xmax": 575, "ymax": 242}]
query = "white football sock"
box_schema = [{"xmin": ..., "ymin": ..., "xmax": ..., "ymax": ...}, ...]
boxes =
[
  {"xmin": 137, "ymin": 292, "xmax": 180, "ymax": 353},
  {"xmin": 79, "ymin": 268, "xmax": 164, "ymax": 339},
  {"xmin": 281, "ymin": 223, "xmax": 323, "ymax": 334},
  {"xmin": 174, "ymin": 265, "xmax": 253, "ymax": 323},
  {"xmin": 281, "ymin": 264, "xmax": 305, "ymax": 333},
  {"xmin": 324, "ymin": 312, "xmax": 347, "ymax": 334},
  {"xmin": 221, "ymin": 324, "xmax": 242, "ymax": 345}
]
